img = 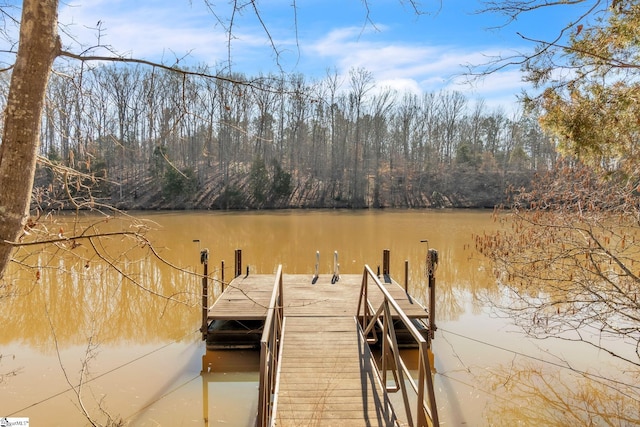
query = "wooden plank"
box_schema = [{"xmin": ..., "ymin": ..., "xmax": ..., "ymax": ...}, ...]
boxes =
[
  {"xmin": 276, "ymin": 409, "xmax": 387, "ymax": 420},
  {"xmin": 274, "ymin": 316, "xmax": 398, "ymax": 426},
  {"xmin": 276, "ymin": 419, "xmax": 397, "ymax": 427},
  {"xmin": 207, "ymin": 275, "xmax": 274, "ymax": 320},
  {"xmin": 208, "ymin": 273, "xmax": 430, "ymax": 321},
  {"xmin": 273, "ymin": 394, "xmax": 383, "ymax": 404}
]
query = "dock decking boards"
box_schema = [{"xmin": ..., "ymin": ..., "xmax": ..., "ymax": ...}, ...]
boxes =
[
  {"xmin": 207, "ymin": 272, "xmax": 429, "ymax": 426},
  {"xmin": 275, "ymin": 316, "xmax": 398, "ymax": 426},
  {"xmin": 208, "ymin": 273, "xmax": 429, "ymax": 321}
]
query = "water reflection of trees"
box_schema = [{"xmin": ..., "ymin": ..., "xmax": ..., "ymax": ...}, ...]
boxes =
[
  {"xmin": 471, "ymin": 164, "xmax": 640, "ymax": 425},
  {"xmin": 481, "ymin": 361, "xmax": 640, "ymax": 426},
  {"xmin": 409, "ymin": 245, "xmax": 498, "ymax": 322},
  {"xmin": 1, "ymin": 210, "xmax": 501, "ymax": 346},
  {"xmin": 2, "ymin": 256, "xmax": 200, "ymax": 349},
  {"xmin": 1, "ymin": 215, "xmax": 202, "ymax": 349},
  {"xmin": 476, "ymin": 165, "xmax": 640, "ymax": 368}
]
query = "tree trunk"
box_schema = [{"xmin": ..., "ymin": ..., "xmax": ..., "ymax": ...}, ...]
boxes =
[{"xmin": 0, "ymin": 0, "xmax": 60, "ymax": 278}]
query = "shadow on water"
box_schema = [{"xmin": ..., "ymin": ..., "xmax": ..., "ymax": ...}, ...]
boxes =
[
  {"xmin": 124, "ymin": 346, "xmax": 261, "ymax": 426},
  {"xmin": 200, "ymin": 349, "xmax": 260, "ymax": 426},
  {"xmin": 124, "ymin": 340, "xmax": 204, "ymax": 424}
]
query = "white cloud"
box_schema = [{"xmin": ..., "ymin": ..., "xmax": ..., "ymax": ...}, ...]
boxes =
[
  {"xmin": 376, "ymin": 78, "xmax": 422, "ymax": 95},
  {"xmin": 59, "ymin": 1, "xmax": 250, "ymax": 65},
  {"xmin": 305, "ymin": 25, "xmax": 528, "ymax": 110},
  {"xmin": 55, "ymin": 1, "xmax": 529, "ymax": 111}
]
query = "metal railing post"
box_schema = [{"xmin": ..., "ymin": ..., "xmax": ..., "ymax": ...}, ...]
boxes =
[{"xmin": 314, "ymin": 251, "xmax": 319, "ymax": 282}]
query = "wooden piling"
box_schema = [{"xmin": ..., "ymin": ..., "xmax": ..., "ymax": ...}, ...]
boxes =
[
  {"xmin": 221, "ymin": 260, "xmax": 225, "ymax": 291},
  {"xmin": 404, "ymin": 260, "xmax": 409, "ymax": 292},
  {"xmin": 383, "ymin": 249, "xmax": 390, "ymax": 278},
  {"xmin": 427, "ymin": 249, "xmax": 438, "ymax": 342},
  {"xmin": 235, "ymin": 249, "xmax": 242, "ymax": 277},
  {"xmin": 200, "ymin": 249, "xmax": 209, "ymax": 341}
]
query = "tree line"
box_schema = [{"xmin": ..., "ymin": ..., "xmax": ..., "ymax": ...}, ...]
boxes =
[{"xmin": 4, "ymin": 63, "xmax": 557, "ymax": 210}]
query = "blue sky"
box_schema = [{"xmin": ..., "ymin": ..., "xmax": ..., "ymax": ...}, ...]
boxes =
[{"xmin": 56, "ymin": 0, "xmax": 582, "ymax": 111}]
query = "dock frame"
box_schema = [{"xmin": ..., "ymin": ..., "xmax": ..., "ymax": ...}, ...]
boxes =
[{"xmin": 202, "ymin": 250, "xmax": 439, "ymax": 426}]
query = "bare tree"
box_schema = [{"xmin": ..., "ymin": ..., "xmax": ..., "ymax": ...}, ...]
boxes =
[
  {"xmin": 368, "ymin": 88, "xmax": 395, "ymax": 207},
  {"xmin": 0, "ymin": 0, "xmax": 554, "ymax": 279},
  {"xmin": 347, "ymin": 68, "xmax": 374, "ymax": 205},
  {"xmin": 477, "ymin": 161, "xmax": 640, "ymax": 367},
  {"xmin": 481, "ymin": 360, "xmax": 640, "ymax": 425},
  {"xmin": 473, "ymin": 1, "xmax": 640, "ymax": 378},
  {"xmin": 0, "ymin": 0, "xmax": 60, "ymax": 279}
]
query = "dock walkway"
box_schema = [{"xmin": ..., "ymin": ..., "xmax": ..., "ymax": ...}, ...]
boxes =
[
  {"xmin": 276, "ymin": 315, "xmax": 396, "ymax": 426},
  {"xmin": 206, "ymin": 270, "xmax": 435, "ymax": 426}
]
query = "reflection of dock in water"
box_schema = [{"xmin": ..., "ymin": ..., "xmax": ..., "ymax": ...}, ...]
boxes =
[
  {"xmin": 200, "ymin": 249, "xmax": 440, "ymax": 426},
  {"xmin": 200, "ymin": 350, "xmax": 260, "ymax": 426}
]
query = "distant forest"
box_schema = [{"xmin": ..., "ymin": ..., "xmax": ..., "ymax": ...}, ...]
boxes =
[{"xmin": 19, "ymin": 63, "xmax": 557, "ymax": 210}]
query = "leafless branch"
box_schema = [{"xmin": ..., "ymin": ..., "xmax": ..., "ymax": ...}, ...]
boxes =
[
  {"xmin": 516, "ymin": 31, "xmax": 640, "ymax": 70},
  {"xmin": 481, "ymin": 0, "xmax": 600, "ymax": 24},
  {"xmin": 468, "ymin": 0, "xmax": 604, "ymax": 81}
]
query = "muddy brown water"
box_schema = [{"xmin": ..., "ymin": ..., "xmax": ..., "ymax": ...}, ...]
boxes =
[{"xmin": 0, "ymin": 209, "xmax": 627, "ymax": 425}]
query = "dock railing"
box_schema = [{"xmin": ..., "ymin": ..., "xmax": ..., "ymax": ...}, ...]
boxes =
[
  {"xmin": 356, "ymin": 265, "xmax": 439, "ymax": 427},
  {"xmin": 257, "ymin": 265, "xmax": 284, "ymax": 427}
]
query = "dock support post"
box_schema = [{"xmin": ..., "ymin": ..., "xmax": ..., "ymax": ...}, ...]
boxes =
[
  {"xmin": 404, "ymin": 260, "xmax": 409, "ymax": 292},
  {"xmin": 221, "ymin": 260, "xmax": 225, "ymax": 291},
  {"xmin": 383, "ymin": 249, "xmax": 390, "ymax": 281},
  {"xmin": 200, "ymin": 249, "xmax": 209, "ymax": 341},
  {"xmin": 235, "ymin": 249, "xmax": 242, "ymax": 278},
  {"xmin": 427, "ymin": 249, "xmax": 438, "ymax": 342}
]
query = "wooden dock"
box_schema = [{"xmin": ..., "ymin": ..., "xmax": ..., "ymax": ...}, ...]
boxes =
[
  {"xmin": 207, "ymin": 273, "xmax": 429, "ymax": 321},
  {"xmin": 203, "ymin": 257, "xmax": 439, "ymax": 426}
]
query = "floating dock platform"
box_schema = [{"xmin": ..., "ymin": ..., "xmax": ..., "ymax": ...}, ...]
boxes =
[{"xmin": 200, "ymin": 249, "xmax": 440, "ymax": 426}]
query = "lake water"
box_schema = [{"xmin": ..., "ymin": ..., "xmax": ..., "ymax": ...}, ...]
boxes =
[{"xmin": 0, "ymin": 209, "xmax": 629, "ymax": 425}]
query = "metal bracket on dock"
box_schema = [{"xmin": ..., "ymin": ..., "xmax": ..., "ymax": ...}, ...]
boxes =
[{"xmin": 312, "ymin": 251, "xmax": 319, "ymax": 284}]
